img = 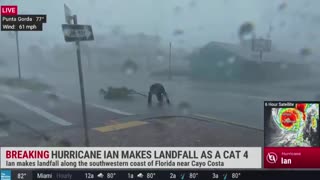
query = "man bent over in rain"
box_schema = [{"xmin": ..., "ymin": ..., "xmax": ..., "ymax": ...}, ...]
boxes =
[{"xmin": 148, "ymin": 83, "xmax": 170, "ymax": 106}]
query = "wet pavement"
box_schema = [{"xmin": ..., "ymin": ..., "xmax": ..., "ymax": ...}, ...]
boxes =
[
  {"xmin": 34, "ymin": 70, "xmax": 318, "ymax": 130},
  {"xmin": 0, "ymin": 68, "xmax": 317, "ymax": 147},
  {"xmin": 0, "ymin": 90, "xmax": 263, "ymax": 147}
]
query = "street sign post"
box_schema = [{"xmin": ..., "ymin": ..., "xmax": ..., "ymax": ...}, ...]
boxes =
[
  {"xmin": 168, "ymin": 42, "xmax": 172, "ymax": 80},
  {"xmin": 251, "ymin": 38, "xmax": 272, "ymax": 61},
  {"xmin": 62, "ymin": 5, "xmax": 93, "ymax": 147}
]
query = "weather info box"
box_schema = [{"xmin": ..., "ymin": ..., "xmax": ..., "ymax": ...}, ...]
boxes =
[
  {"xmin": 264, "ymin": 101, "xmax": 320, "ymax": 169},
  {"xmin": 1, "ymin": 5, "xmax": 47, "ymax": 31}
]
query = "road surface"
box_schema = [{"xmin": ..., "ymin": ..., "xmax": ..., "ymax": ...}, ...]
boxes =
[
  {"xmin": 1, "ymin": 67, "xmax": 317, "ymax": 147},
  {"xmin": 0, "ymin": 90, "xmax": 263, "ymax": 147},
  {"xmin": 31, "ymin": 69, "xmax": 318, "ymax": 130}
]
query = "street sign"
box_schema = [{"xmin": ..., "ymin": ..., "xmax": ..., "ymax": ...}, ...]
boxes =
[
  {"xmin": 62, "ymin": 24, "xmax": 94, "ymax": 42},
  {"xmin": 252, "ymin": 38, "xmax": 272, "ymax": 52},
  {"xmin": 64, "ymin": 4, "xmax": 73, "ymax": 24}
]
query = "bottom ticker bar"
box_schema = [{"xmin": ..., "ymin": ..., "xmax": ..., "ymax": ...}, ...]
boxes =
[{"xmin": 3, "ymin": 170, "xmax": 320, "ymax": 180}]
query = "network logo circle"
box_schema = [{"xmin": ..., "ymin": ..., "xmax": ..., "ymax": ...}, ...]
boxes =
[{"xmin": 266, "ymin": 152, "xmax": 278, "ymax": 164}]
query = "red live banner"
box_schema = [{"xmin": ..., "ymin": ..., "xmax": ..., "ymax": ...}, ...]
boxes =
[
  {"xmin": 1, "ymin": 5, "xmax": 18, "ymax": 16},
  {"xmin": 264, "ymin": 147, "xmax": 320, "ymax": 168}
]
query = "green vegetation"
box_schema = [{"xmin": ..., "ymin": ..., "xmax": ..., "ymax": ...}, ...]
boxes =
[{"xmin": 122, "ymin": 58, "xmax": 138, "ymax": 73}]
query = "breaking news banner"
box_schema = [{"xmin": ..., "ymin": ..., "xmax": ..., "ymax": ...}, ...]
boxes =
[{"xmin": 0, "ymin": 147, "xmax": 262, "ymax": 169}]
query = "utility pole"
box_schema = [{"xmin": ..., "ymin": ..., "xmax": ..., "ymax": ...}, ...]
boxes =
[
  {"xmin": 169, "ymin": 42, "xmax": 172, "ymax": 80},
  {"xmin": 15, "ymin": 31, "xmax": 21, "ymax": 80}
]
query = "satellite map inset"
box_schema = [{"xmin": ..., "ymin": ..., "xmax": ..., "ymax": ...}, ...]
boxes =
[{"xmin": 265, "ymin": 103, "xmax": 320, "ymax": 147}]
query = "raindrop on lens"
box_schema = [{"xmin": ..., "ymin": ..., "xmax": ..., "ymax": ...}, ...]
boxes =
[
  {"xmin": 122, "ymin": 59, "xmax": 138, "ymax": 76},
  {"xmin": 178, "ymin": 102, "xmax": 192, "ymax": 115},
  {"xmin": 226, "ymin": 69, "xmax": 233, "ymax": 77},
  {"xmin": 280, "ymin": 63, "xmax": 288, "ymax": 69},
  {"xmin": 124, "ymin": 67, "xmax": 135, "ymax": 75},
  {"xmin": 156, "ymin": 55, "xmax": 165, "ymax": 63},
  {"xmin": 227, "ymin": 56, "xmax": 236, "ymax": 64},
  {"xmin": 238, "ymin": 22, "xmax": 255, "ymax": 41},
  {"xmin": 278, "ymin": 2, "xmax": 288, "ymax": 11},
  {"xmin": 217, "ymin": 61, "xmax": 224, "ymax": 68},
  {"xmin": 300, "ymin": 48, "xmax": 312, "ymax": 57}
]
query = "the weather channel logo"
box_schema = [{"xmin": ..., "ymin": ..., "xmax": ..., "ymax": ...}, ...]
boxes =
[{"xmin": 1, "ymin": 170, "xmax": 12, "ymax": 180}]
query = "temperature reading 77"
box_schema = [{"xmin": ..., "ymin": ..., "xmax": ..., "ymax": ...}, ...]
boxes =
[{"xmin": 36, "ymin": 16, "xmax": 45, "ymax": 22}]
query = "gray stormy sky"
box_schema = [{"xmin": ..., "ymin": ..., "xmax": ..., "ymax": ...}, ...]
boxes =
[{"xmin": 0, "ymin": 0, "xmax": 319, "ymax": 54}]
